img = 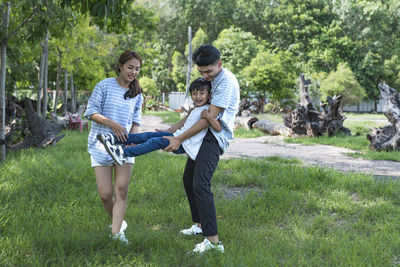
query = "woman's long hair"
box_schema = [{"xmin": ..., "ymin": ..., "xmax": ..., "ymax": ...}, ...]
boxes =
[{"xmin": 118, "ymin": 50, "xmax": 143, "ymax": 99}]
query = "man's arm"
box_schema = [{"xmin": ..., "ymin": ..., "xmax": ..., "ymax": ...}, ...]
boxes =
[
  {"xmin": 163, "ymin": 104, "xmax": 222, "ymax": 152},
  {"xmin": 201, "ymin": 109, "xmax": 222, "ymax": 132}
]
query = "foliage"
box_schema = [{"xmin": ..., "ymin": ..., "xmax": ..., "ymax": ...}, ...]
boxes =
[
  {"xmin": 319, "ymin": 62, "xmax": 367, "ymax": 106},
  {"xmin": 170, "ymin": 51, "xmax": 186, "ymax": 92},
  {"xmin": 139, "ymin": 76, "xmax": 159, "ymax": 99},
  {"xmin": 242, "ymin": 49, "xmax": 298, "ymax": 104},
  {"xmin": 213, "ymin": 26, "xmax": 259, "ymax": 75}
]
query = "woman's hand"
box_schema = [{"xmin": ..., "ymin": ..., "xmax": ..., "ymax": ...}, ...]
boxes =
[{"xmin": 109, "ymin": 120, "xmax": 128, "ymax": 142}]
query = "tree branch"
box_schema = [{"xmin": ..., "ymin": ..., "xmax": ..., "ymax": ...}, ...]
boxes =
[{"xmin": 3, "ymin": 7, "xmax": 40, "ymax": 43}]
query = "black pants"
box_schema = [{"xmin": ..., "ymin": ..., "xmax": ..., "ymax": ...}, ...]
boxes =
[{"xmin": 182, "ymin": 130, "xmax": 222, "ymax": 236}]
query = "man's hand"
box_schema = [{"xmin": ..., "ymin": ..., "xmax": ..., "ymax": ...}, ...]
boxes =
[{"xmin": 163, "ymin": 136, "xmax": 182, "ymax": 152}]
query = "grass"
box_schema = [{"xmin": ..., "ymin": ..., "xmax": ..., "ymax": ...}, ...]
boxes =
[
  {"xmin": 282, "ymin": 112, "xmax": 400, "ymax": 162},
  {"xmin": 147, "ymin": 111, "xmax": 400, "ymax": 161},
  {"xmin": 2, "ymin": 130, "xmax": 400, "ymax": 266}
]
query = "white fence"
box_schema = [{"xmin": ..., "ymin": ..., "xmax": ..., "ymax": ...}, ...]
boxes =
[
  {"xmin": 169, "ymin": 92, "xmax": 188, "ymax": 110},
  {"xmin": 343, "ymin": 99, "xmax": 385, "ymax": 113}
]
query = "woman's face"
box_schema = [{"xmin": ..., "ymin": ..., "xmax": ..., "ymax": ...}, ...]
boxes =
[{"xmin": 119, "ymin": 57, "xmax": 141, "ymax": 84}]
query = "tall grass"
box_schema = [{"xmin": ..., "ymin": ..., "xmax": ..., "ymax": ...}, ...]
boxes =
[{"xmin": 2, "ymin": 131, "xmax": 400, "ymax": 266}]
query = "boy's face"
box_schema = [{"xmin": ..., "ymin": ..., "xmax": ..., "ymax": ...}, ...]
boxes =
[{"xmin": 191, "ymin": 89, "xmax": 210, "ymax": 107}]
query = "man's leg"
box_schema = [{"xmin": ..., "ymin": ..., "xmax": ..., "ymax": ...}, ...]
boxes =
[
  {"xmin": 182, "ymin": 157, "xmax": 201, "ymax": 224},
  {"xmin": 192, "ymin": 130, "xmax": 222, "ymax": 242}
]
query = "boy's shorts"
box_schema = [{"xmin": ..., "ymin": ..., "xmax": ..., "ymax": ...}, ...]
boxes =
[{"xmin": 91, "ymin": 156, "xmax": 135, "ymax": 167}]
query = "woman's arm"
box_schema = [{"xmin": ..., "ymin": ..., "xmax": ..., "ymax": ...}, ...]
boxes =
[{"xmin": 90, "ymin": 113, "xmax": 128, "ymax": 142}]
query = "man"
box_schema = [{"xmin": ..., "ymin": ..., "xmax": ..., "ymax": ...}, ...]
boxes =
[{"xmin": 164, "ymin": 44, "xmax": 240, "ymax": 253}]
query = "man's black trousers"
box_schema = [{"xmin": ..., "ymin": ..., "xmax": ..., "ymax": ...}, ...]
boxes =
[{"xmin": 182, "ymin": 130, "xmax": 222, "ymax": 236}]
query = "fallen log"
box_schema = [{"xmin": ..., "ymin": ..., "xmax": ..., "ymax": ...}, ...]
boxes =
[
  {"xmin": 367, "ymin": 83, "xmax": 400, "ymax": 151},
  {"xmin": 249, "ymin": 118, "xmax": 288, "ymax": 135}
]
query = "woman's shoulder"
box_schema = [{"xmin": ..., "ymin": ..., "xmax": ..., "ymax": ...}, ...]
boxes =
[{"xmin": 97, "ymin": 77, "xmax": 117, "ymax": 86}]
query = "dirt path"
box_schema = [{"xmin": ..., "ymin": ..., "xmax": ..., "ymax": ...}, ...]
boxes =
[{"xmin": 141, "ymin": 115, "xmax": 400, "ymax": 178}]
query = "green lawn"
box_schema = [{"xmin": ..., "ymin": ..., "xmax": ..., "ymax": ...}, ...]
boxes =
[
  {"xmin": 147, "ymin": 111, "xmax": 400, "ymax": 161},
  {"xmin": 2, "ymin": 130, "xmax": 400, "ymax": 266}
]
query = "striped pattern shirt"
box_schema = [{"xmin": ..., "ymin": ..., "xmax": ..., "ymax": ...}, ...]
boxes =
[
  {"xmin": 209, "ymin": 68, "xmax": 240, "ymax": 153},
  {"xmin": 84, "ymin": 77, "xmax": 143, "ymax": 165}
]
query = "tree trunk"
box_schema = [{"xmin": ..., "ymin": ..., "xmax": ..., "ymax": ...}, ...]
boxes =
[
  {"xmin": 37, "ymin": 31, "xmax": 49, "ymax": 115},
  {"xmin": 53, "ymin": 53, "xmax": 61, "ymax": 115},
  {"xmin": 0, "ymin": 2, "xmax": 10, "ymax": 162},
  {"xmin": 367, "ymin": 82, "xmax": 400, "ymax": 151},
  {"xmin": 42, "ymin": 30, "xmax": 49, "ymax": 117},
  {"xmin": 182, "ymin": 26, "xmax": 192, "ymax": 112},
  {"xmin": 70, "ymin": 72, "xmax": 75, "ymax": 113},
  {"xmin": 63, "ymin": 68, "xmax": 68, "ymax": 114},
  {"xmin": 283, "ymin": 74, "xmax": 350, "ymax": 137}
]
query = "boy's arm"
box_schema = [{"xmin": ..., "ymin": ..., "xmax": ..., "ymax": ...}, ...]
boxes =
[
  {"xmin": 201, "ymin": 109, "xmax": 222, "ymax": 132},
  {"xmin": 163, "ymin": 104, "xmax": 223, "ymax": 152},
  {"xmin": 156, "ymin": 109, "xmax": 192, "ymax": 133}
]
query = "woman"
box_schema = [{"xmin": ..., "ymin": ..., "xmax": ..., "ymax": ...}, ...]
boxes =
[{"xmin": 84, "ymin": 50, "xmax": 143, "ymax": 244}]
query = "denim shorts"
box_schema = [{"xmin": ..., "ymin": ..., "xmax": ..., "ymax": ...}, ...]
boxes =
[{"xmin": 90, "ymin": 156, "xmax": 135, "ymax": 167}]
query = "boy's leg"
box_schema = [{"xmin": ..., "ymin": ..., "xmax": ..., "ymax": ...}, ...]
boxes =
[
  {"xmin": 122, "ymin": 135, "xmax": 172, "ymax": 157},
  {"xmin": 192, "ymin": 130, "xmax": 222, "ymax": 239},
  {"xmin": 123, "ymin": 131, "xmax": 171, "ymax": 145},
  {"xmin": 100, "ymin": 132, "xmax": 171, "ymax": 145}
]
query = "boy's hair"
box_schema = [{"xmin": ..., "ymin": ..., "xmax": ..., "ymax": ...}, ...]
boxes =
[
  {"xmin": 192, "ymin": 45, "xmax": 220, "ymax": 66},
  {"xmin": 189, "ymin": 77, "xmax": 211, "ymax": 94}
]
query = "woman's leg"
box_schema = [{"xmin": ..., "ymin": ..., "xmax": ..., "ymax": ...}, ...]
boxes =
[
  {"xmin": 111, "ymin": 162, "xmax": 133, "ymax": 235},
  {"xmin": 94, "ymin": 166, "xmax": 114, "ymax": 218}
]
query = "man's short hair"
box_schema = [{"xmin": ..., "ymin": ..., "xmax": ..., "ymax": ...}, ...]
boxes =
[
  {"xmin": 192, "ymin": 45, "xmax": 220, "ymax": 66},
  {"xmin": 189, "ymin": 77, "xmax": 211, "ymax": 94}
]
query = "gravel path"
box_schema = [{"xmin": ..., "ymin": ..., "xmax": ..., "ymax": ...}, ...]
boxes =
[{"xmin": 141, "ymin": 115, "xmax": 400, "ymax": 178}]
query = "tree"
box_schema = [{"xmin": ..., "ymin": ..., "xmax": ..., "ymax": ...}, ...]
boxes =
[
  {"xmin": 213, "ymin": 27, "xmax": 260, "ymax": 75},
  {"xmin": 242, "ymin": 49, "xmax": 298, "ymax": 107},
  {"xmin": 319, "ymin": 62, "xmax": 366, "ymax": 107}
]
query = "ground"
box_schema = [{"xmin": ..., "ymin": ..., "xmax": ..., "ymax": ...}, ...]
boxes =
[{"xmin": 141, "ymin": 115, "xmax": 400, "ymax": 179}]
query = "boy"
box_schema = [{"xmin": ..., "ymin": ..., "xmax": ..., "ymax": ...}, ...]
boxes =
[{"xmin": 97, "ymin": 77, "xmax": 221, "ymax": 165}]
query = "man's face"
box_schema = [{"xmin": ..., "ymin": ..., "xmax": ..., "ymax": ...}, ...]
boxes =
[{"xmin": 197, "ymin": 60, "xmax": 222, "ymax": 81}]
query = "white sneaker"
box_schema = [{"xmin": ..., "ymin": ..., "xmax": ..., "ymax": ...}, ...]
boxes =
[
  {"xmin": 180, "ymin": 224, "xmax": 203, "ymax": 235},
  {"xmin": 191, "ymin": 238, "xmax": 224, "ymax": 253},
  {"xmin": 112, "ymin": 232, "xmax": 129, "ymax": 245},
  {"xmin": 97, "ymin": 133, "xmax": 116, "ymax": 145},
  {"xmin": 105, "ymin": 142, "xmax": 127, "ymax": 165},
  {"xmin": 109, "ymin": 220, "xmax": 127, "ymax": 234}
]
